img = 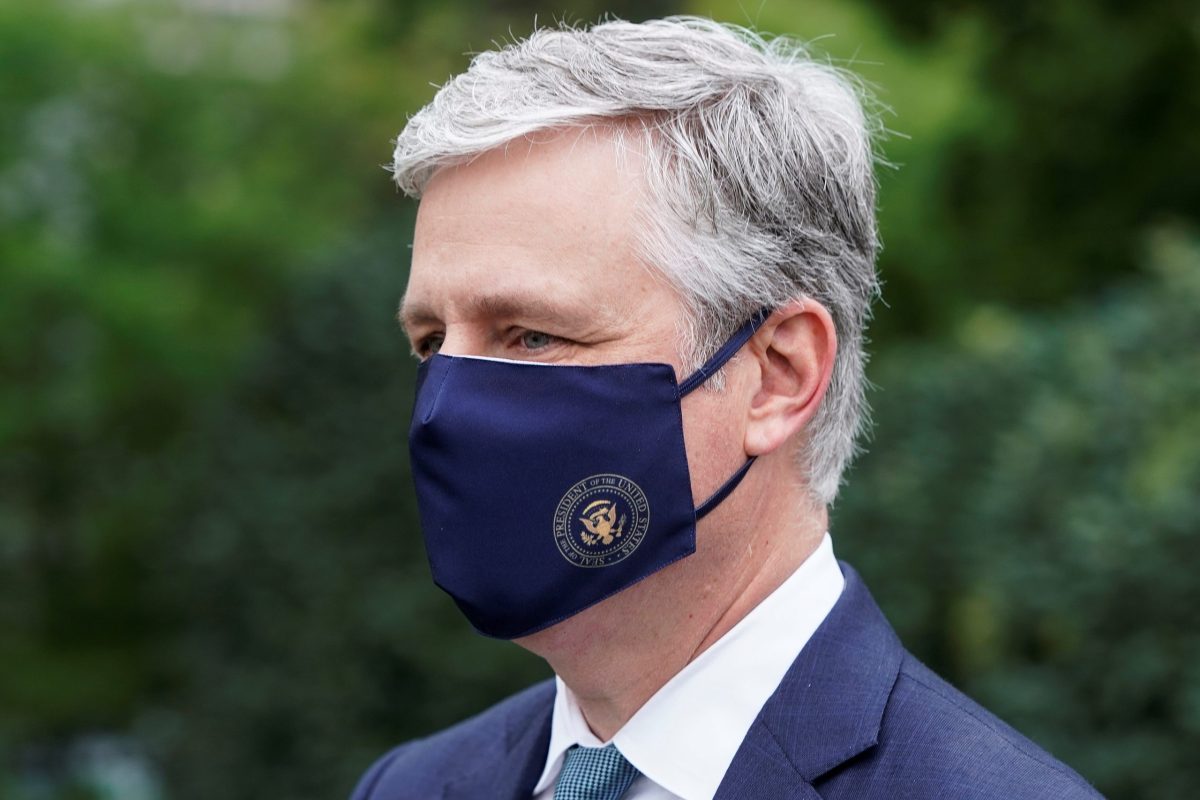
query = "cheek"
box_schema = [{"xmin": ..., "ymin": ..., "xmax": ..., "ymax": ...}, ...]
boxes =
[{"xmin": 680, "ymin": 386, "xmax": 746, "ymax": 501}]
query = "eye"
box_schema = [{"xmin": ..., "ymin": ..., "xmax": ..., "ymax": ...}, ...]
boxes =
[
  {"xmin": 415, "ymin": 333, "xmax": 444, "ymax": 359},
  {"xmin": 520, "ymin": 330, "xmax": 555, "ymax": 350}
]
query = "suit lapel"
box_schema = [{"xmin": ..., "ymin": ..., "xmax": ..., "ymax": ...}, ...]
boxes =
[
  {"xmin": 441, "ymin": 682, "xmax": 554, "ymax": 800},
  {"xmin": 715, "ymin": 563, "xmax": 904, "ymax": 799},
  {"xmin": 712, "ymin": 721, "xmax": 826, "ymax": 800}
]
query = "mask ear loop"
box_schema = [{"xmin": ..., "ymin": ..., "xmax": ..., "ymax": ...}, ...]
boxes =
[
  {"xmin": 675, "ymin": 308, "xmax": 773, "ymax": 520},
  {"xmin": 695, "ymin": 456, "xmax": 757, "ymax": 520},
  {"xmin": 676, "ymin": 308, "xmax": 772, "ymax": 398}
]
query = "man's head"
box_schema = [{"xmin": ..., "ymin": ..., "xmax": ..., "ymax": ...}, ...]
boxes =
[{"xmin": 394, "ymin": 16, "xmax": 881, "ymax": 508}]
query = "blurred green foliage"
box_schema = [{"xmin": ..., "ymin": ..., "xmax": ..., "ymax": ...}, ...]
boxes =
[
  {"xmin": 1, "ymin": 0, "xmax": 1197, "ymax": 798},
  {"xmin": 1, "ymin": 0, "xmax": 394, "ymax": 733},
  {"xmin": 835, "ymin": 227, "xmax": 1200, "ymax": 799}
]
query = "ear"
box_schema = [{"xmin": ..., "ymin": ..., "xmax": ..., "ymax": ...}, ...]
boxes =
[{"xmin": 743, "ymin": 299, "xmax": 837, "ymax": 457}]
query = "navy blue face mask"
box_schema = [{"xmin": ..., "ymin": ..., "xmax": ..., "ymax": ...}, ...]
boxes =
[{"xmin": 408, "ymin": 311, "xmax": 769, "ymax": 639}]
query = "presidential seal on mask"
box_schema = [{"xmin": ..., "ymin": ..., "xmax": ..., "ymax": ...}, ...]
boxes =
[{"xmin": 554, "ymin": 475, "xmax": 649, "ymax": 568}]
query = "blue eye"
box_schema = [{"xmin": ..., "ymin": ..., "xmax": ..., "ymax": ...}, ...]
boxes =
[
  {"xmin": 521, "ymin": 330, "xmax": 554, "ymax": 350},
  {"xmin": 418, "ymin": 334, "xmax": 444, "ymax": 357}
]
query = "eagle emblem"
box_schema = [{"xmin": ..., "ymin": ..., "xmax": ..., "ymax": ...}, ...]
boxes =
[
  {"xmin": 578, "ymin": 499, "xmax": 627, "ymax": 546},
  {"xmin": 554, "ymin": 474, "xmax": 649, "ymax": 568}
]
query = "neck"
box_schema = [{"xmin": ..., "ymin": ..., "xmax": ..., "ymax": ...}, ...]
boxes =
[{"xmin": 517, "ymin": 461, "xmax": 827, "ymax": 740}]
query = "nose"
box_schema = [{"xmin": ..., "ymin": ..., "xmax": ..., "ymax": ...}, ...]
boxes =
[{"xmin": 434, "ymin": 324, "xmax": 489, "ymax": 359}]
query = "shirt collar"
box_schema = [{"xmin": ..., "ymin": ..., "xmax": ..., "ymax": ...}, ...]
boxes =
[{"xmin": 532, "ymin": 532, "xmax": 845, "ymax": 799}]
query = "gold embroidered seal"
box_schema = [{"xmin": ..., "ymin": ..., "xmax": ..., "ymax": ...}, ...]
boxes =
[{"xmin": 553, "ymin": 474, "xmax": 650, "ymax": 568}]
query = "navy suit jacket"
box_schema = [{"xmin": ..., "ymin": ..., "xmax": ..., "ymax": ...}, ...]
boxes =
[{"xmin": 351, "ymin": 563, "xmax": 1103, "ymax": 799}]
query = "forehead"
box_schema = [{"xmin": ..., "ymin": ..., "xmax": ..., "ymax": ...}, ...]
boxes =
[{"xmin": 405, "ymin": 127, "xmax": 662, "ymax": 321}]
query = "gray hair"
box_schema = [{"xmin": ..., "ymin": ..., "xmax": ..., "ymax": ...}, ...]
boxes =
[{"xmin": 391, "ymin": 16, "xmax": 883, "ymax": 506}]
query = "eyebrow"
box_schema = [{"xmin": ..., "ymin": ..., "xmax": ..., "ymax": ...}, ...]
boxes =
[{"xmin": 398, "ymin": 290, "xmax": 603, "ymax": 335}]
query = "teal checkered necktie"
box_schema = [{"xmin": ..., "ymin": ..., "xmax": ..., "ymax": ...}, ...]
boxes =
[{"xmin": 553, "ymin": 744, "xmax": 640, "ymax": 800}]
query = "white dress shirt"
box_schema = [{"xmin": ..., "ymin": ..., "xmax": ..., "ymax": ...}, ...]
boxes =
[{"xmin": 531, "ymin": 533, "xmax": 845, "ymax": 800}]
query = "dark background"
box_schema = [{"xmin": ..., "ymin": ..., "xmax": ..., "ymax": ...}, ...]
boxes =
[{"xmin": 2, "ymin": 0, "xmax": 1198, "ymax": 798}]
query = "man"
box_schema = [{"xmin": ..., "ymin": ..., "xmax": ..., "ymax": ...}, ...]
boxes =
[{"xmin": 353, "ymin": 16, "xmax": 1103, "ymax": 800}]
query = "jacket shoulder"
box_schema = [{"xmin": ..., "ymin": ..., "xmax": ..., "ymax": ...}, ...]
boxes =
[
  {"xmin": 830, "ymin": 653, "xmax": 1103, "ymax": 798},
  {"xmin": 349, "ymin": 679, "xmax": 555, "ymax": 800}
]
